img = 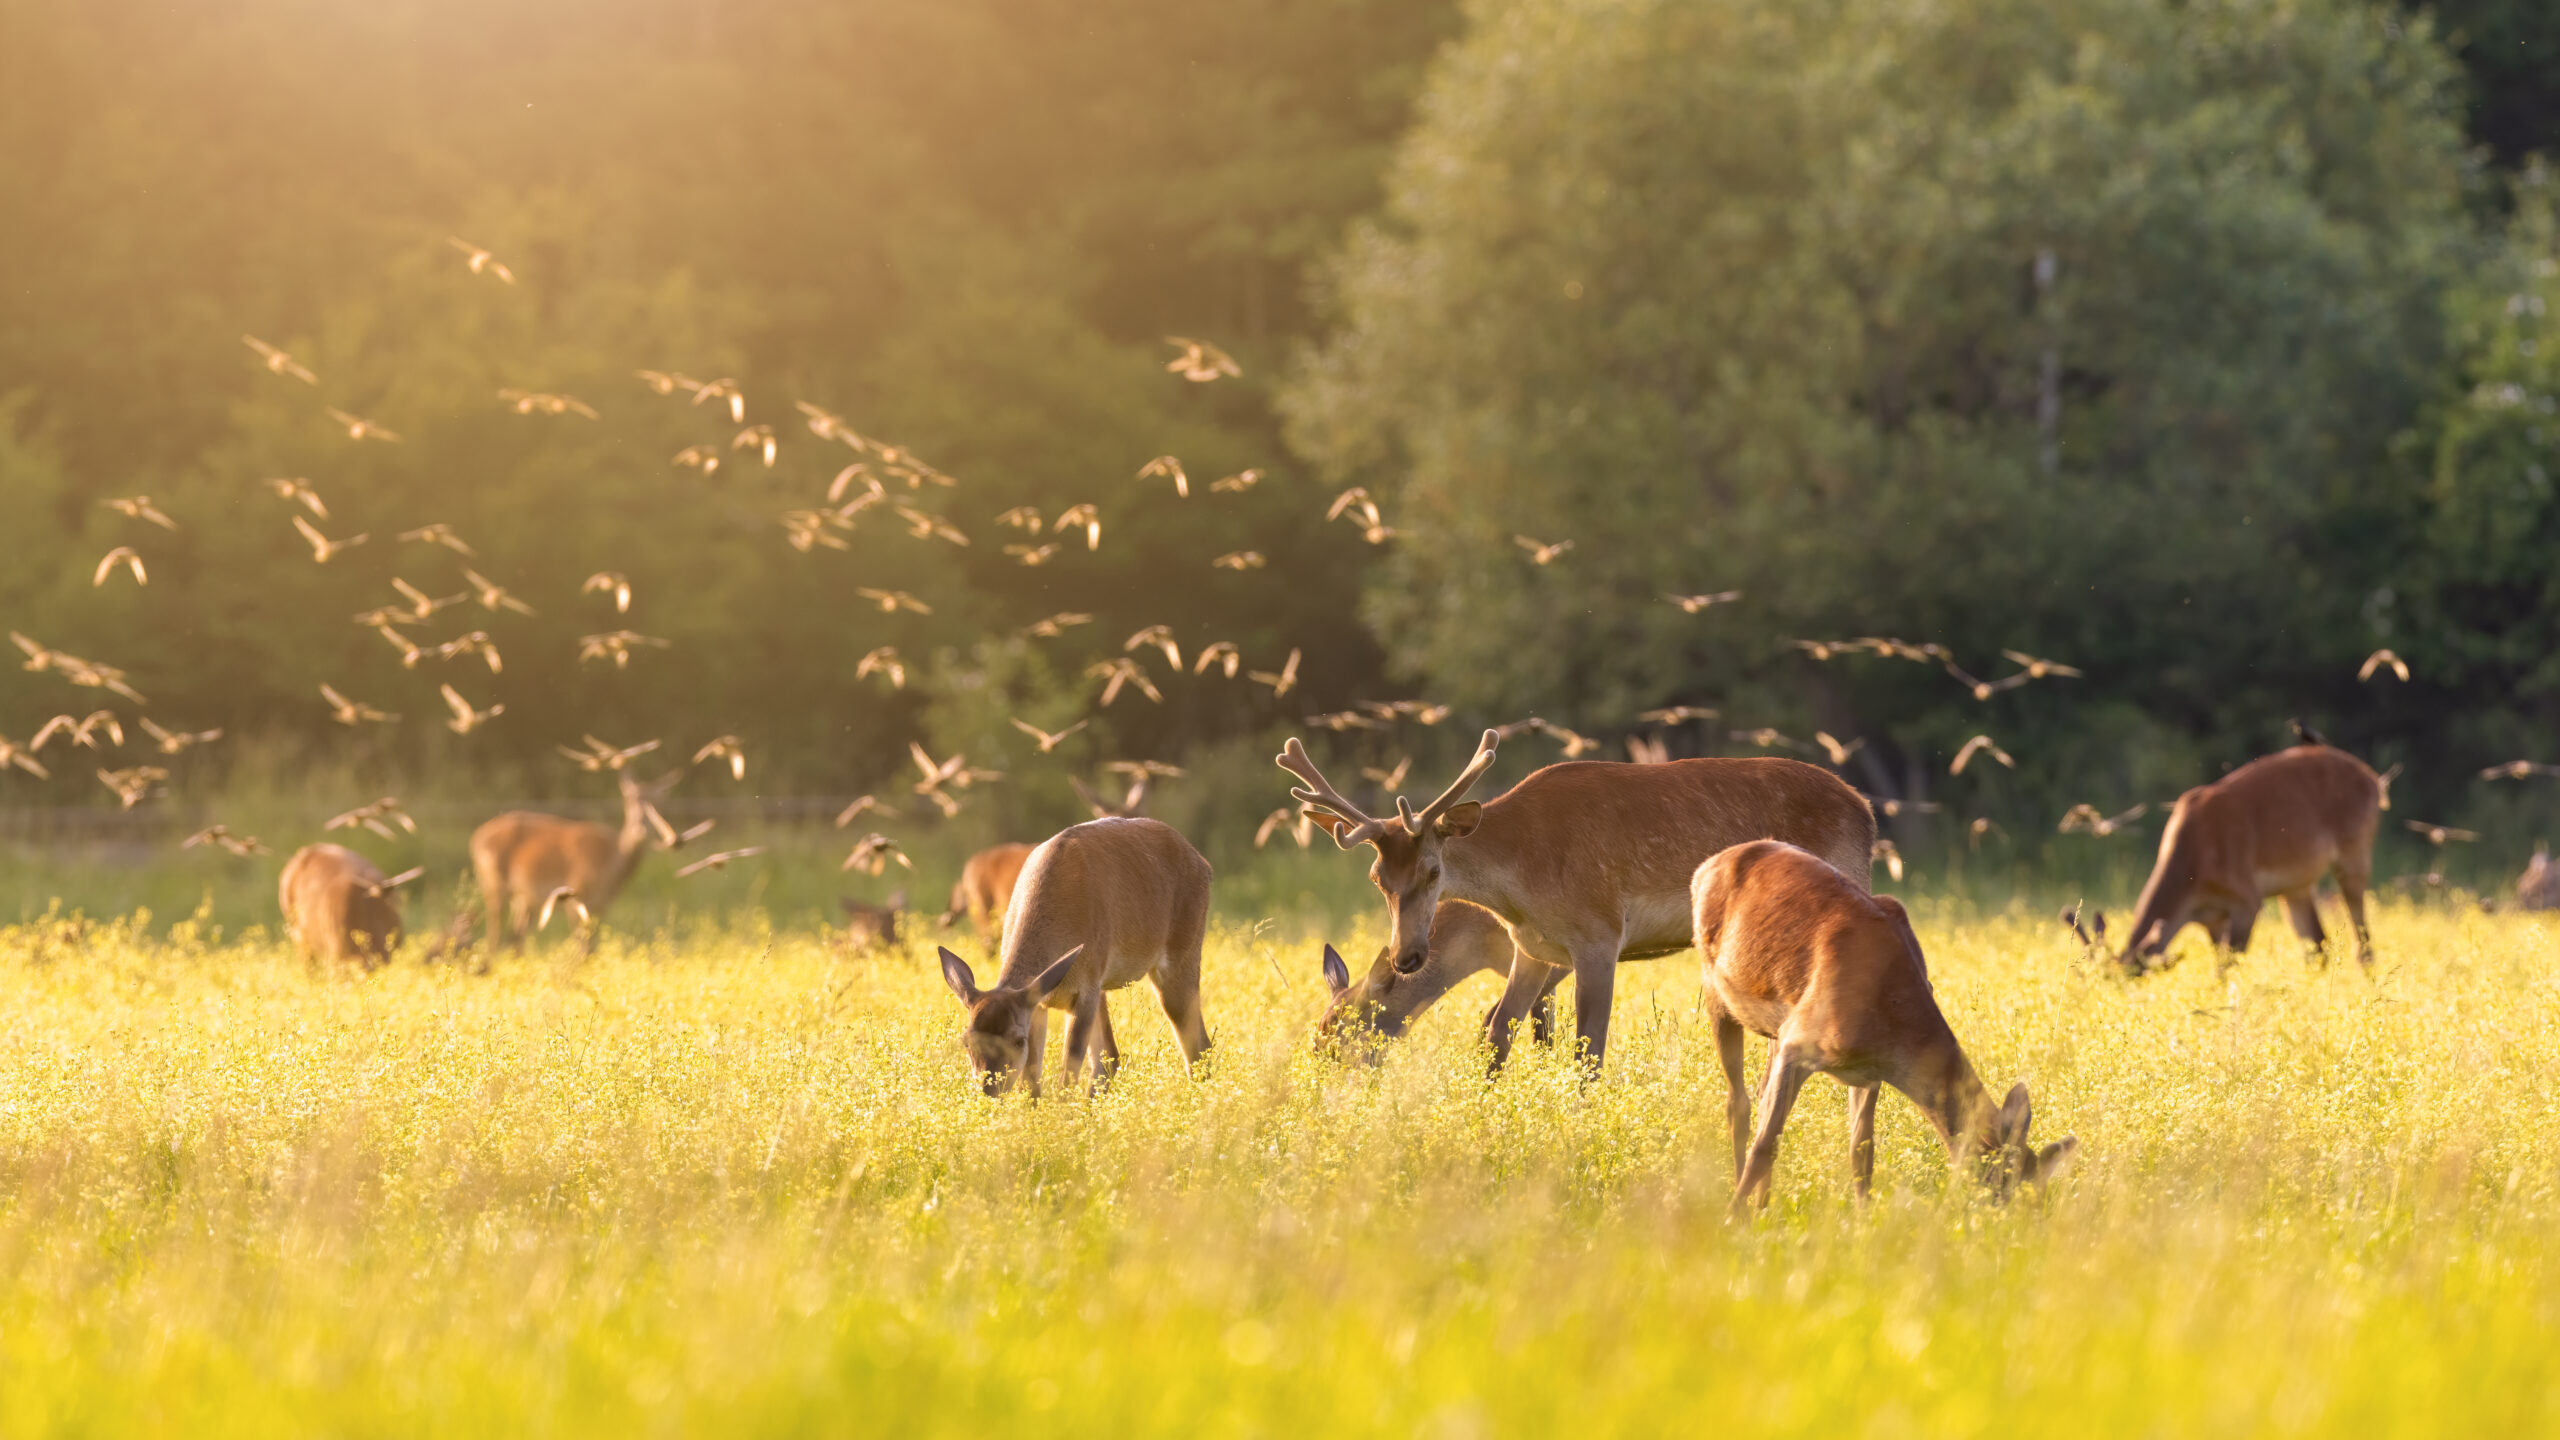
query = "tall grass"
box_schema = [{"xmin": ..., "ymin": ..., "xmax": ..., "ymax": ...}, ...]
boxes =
[{"xmin": 1, "ymin": 896, "xmax": 2555, "ymax": 1435}]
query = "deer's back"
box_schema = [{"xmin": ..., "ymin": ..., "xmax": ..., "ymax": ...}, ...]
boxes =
[
  {"xmin": 1693, "ymin": 840, "xmax": 1947, "ymax": 1056},
  {"xmin": 280, "ymin": 843, "xmax": 399, "ymax": 962},
  {"xmin": 1481, "ymin": 756, "xmax": 1875, "ymax": 905},
  {"xmin": 2171, "ymin": 745, "xmax": 2380, "ymax": 882},
  {"xmin": 474, "ymin": 811, "xmax": 614, "ymax": 890},
  {"xmin": 997, "ymin": 817, "xmax": 1210, "ymax": 992}
]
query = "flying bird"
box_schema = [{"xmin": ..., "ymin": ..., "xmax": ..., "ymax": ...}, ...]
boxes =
[
  {"xmin": 183, "ymin": 825, "xmax": 269, "ymax": 857},
  {"xmin": 841, "ymin": 834, "xmax": 911, "ymax": 876},
  {"xmin": 93, "ymin": 547, "xmax": 146, "ymax": 587},
  {"xmin": 856, "ymin": 588, "xmax": 932, "ymax": 615},
  {"xmin": 1967, "ymin": 817, "xmax": 2005, "ymax": 850},
  {"xmin": 1087, "ymin": 659, "xmax": 1163, "ymax": 706},
  {"xmin": 782, "ymin": 510, "xmax": 852, "ymax": 552},
  {"xmin": 856, "ymin": 647, "xmax": 907, "ymax": 689},
  {"xmin": 1872, "ymin": 839, "xmax": 1905, "ymax": 883},
  {"xmin": 994, "ymin": 506, "xmax": 1043, "ymax": 532},
  {"xmin": 2058, "ymin": 803, "xmax": 2149, "ymax": 837},
  {"xmin": 1361, "ymin": 755, "xmax": 1414, "ymax": 793},
  {"xmin": 139, "ymin": 718, "xmax": 221, "ymax": 754},
  {"xmin": 1137, "ymin": 455, "xmax": 1189, "ymax": 497},
  {"xmin": 556, "ymin": 735, "xmax": 660, "ymax": 773},
  {"xmin": 1814, "ymin": 731, "xmax": 1864, "ymax": 767},
  {"xmin": 435, "ymin": 630, "xmax": 504, "ymax": 673},
  {"xmin": 1246, "ymin": 648, "xmax": 1301, "ymax": 698},
  {"xmin": 1542, "ymin": 724, "xmax": 1602, "ymax": 758},
  {"xmin": 1193, "ymin": 642, "xmax": 1241, "ymax": 678},
  {"xmin": 0, "ymin": 734, "xmax": 51, "ymax": 778},
  {"xmin": 398, "ymin": 523, "xmax": 477, "ymax": 556},
  {"xmin": 101, "ymin": 496, "xmax": 179, "ymax": 530},
  {"xmin": 1010, "ymin": 717, "xmax": 1088, "ymax": 753},
  {"xmin": 734, "ymin": 424, "xmax": 778, "ymax": 467},
  {"xmin": 1212, "ymin": 550, "xmax": 1265, "ymax": 571},
  {"xmin": 497, "ymin": 389, "xmax": 598, "ymax": 419},
  {"xmin": 833, "ymin": 794, "xmax": 898, "ymax": 828},
  {"xmin": 1020, "ymin": 612, "xmax": 1093, "ymax": 639},
  {"xmin": 327, "ymin": 797, "xmax": 416, "ymax": 839},
  {"xmin": 577, "ymin": 631, "xmax": 669, "ymax": 668},
  {"xmin": 1004, "ymin": 543, "xmax": 1059, "ymax": 566},
  {"xmin": 266, "ymin": 478, "xmax": 328, "ymax": 518},
  {"xmin": 676, "ymin": 847, "xmax": 766, "ymax": 879},
  {"xmin": 1999, "ymin": 650, "xmax": 2083, "ymax": 679},
  {"xmin": 1125, "ymin": 625, "xmax": 1181, "ymax": 669},
  {"xmin": 33, "ymin": 711, "xmax": 123, "ymax": 750},
  {"xmin": 1941, "ymin": 658, "xmax": 2033, "ymax": 702},
  {"xmin": 689, "ymin": 378, "xmax": 747, "ymax": 424},
  {"xmin": 1639, "ymin": 705, "xmax": 1719, "ymax": 725},
  {"xmin": 2404, "ymin": 820, "xmax": 2479, "ymax": 846},
  {"xmin": 830, "ymin": 465, "xmax": 885, "ymax": 507},
  {"xmin": 459, "ymin": 568, "xmax": 535, "ymax": 615},
  {"xmin": 323, "ymin": 407, "xmax": 401, "ymax": 443},
  {"xmin": 446, "ymin": 236, "xmax": 516, "ymax": 282},
  {"xmin": 583, "ymin": 572, "xmax": 632, "ymax": 613},
  {"xmin": 1255, "ymin": 806, "xmax": 1315, "ymax": 849},
  {"xmin": 95, "ymin": 766, "xmax": 169, "ymax": 809},
  {"xmin": 1730, "ymin": 728, "xmax": 1810, "ymax": 753},
  {"xmin": 673, "ymin": 445, "xmax": 722, "ymax": 476},
  {"xmin": 240, "ymin": 334, "xmax": 317, "ymax": 384},
  {"xmin": 1666, "ymin": 591, "xmax": 1743, "ymax": 613},
  {"xmin": 1163, "ymin": 336, "xmax": 1241, "ymax": 382},
  {"xmin": 1514, "ymin": 536, "xmax": 1574, "ymax": 565},
  {"xmin": 1054, "ymin": 504, "xmax": 1101, "ymax": 551},
  {"xmin": 319, "ymin": 684, "xmax": 395, "ymax": 725},
  {"xmin": 1210, "ymin": 469, "xmax": 1262, "ymax": 494},
  {"xmin": 2358, "ymin": 649, "xmax": 2410, "ymax": 683},
  {"xmin": 292, "ymin": 516, "xmax": 368, "ymax": 563},
  {"xmin": 440, "ymin": 684, "xmax": 504, "ymax": 734},
  {"xmin": 1950, "ymin": 735, "xmax": 2015, "ymax": 774},
  {"xmin": 1626, "ymin": 734, "xmax": 1670, "ymax": 765},
  {"xmin": 2479, "ymin": 760, "xmax": 2560, "ymax": 781},
  {"xmin": 696, "ymin": 732, "xmax": 747, "ymax": 778}
]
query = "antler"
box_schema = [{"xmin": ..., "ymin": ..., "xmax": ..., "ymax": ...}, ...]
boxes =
[
  {"xmin": 1400, "ymin": 728, "xmax": 1501, "ymax": 832},
  {"xmin": 1276, "ymin": 737, "xmax": 1387, "ymax": 848}
]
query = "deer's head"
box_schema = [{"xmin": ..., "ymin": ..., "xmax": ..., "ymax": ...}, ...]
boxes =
[
  {"xmin": 938, "ymin": 944, "xmax": 1081, "ymax": 1096},
  {"xmin": 1278, "ymin": 731, "xmax": 1499, "ymax": 977},
  {"xmin": 1966, "ymin": 1082, "xmax": 2077, "ymax": 1197}
]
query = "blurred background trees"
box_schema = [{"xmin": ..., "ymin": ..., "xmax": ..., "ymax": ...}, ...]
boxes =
[{"xmin": 1, "ymin": 0, "xmax": 2556, "ymax": 865}]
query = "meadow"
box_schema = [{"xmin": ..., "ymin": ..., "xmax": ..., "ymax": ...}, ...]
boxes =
[{"xmin": 2, "ymin": 889, "xmax": 2555, "ymax": 1437}]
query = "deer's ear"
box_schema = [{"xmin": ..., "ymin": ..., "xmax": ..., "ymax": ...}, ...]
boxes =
[
  {"xmin": 1321, "ymin": 944, "xmax": 1351, "ymax": 996},
  {"xmin": 2033, "ymin": 1137, "xmax": 2078, "ymax": 1183},
  {"xmin": 1997, "ymin": 1082, "xmax": 2033, "ymax": 1142},
  {"xmin": 1434, "ymin": 802, "xmax": 1483, "ymax": 838},
  {"xmin": 938, "ymin": 947, "xmax": 979, "ymax": 1004},
  {"xmin": 1030, "ymin": 944, "xmax": 1085, "ymax": 1002}
]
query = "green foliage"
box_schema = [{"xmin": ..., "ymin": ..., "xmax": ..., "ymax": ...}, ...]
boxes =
[{"xmin": 1290, "ymin": 0, "xmax": 2480, "ymax": 822}]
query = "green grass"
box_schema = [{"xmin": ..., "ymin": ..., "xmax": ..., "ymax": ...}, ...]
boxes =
[{"xmin": 2, "ymin": 894, "xmax": 2556, "ymax": 1436}]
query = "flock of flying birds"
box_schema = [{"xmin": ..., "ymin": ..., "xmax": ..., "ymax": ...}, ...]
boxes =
[{"xmin": 6, "ymin": 234, "xmax": 2555, "ymax": 905}]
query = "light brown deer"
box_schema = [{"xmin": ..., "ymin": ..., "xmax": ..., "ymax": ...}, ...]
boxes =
[
  {"xmin": 278, "ymin": 843, "xmax": 420, "ymax": 969},
  {"xmin": 470, "ymin": 771, "xmax": 678, "ymax": 949},
  {"xmin": 940, "ymin": 843, "xmax": 1033, "ymax": 936},
  {"xmin": 1317, "ymin": 899, "xmax": 1558, "ymax": 1059},
  {"xmin": 936, "ymin": 816, "xmax": 1212, "ymax": 1097},
  {"xmin": 1279, "ymin": 729, "xmax": 1875, "ymax": 1073},
  {"xmin": 838, "ymin": 890, "xmax": 907, "ymax": 951},
  {"xmin": 1694, "ymin": 840, "xmax": 2075, "ymax": 1216},
  {"xmin": 2116, "ymin": 735, "xmax": 2382, "ymax": 972}
]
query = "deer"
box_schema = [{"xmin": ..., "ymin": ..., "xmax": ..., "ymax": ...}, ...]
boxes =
[
  {"xmin": 2114, "ymin": 731, "xmax": 2382, "ymax": 973},
  {"xmin": 2520, "ymin": 843, "xmax": 2560, "ymax": 912},
  {"xmin": 1278, "ymin": 728, "xmax": 1877, "ymax": 1076},
  {"xmin": 1317, "ymin": 899, "xmax": 1559, "ymax": 1060},
  {"xmin": 838, "ymin": 890, "xmax": 907, "ymax": 951},
  {"xmin": 470, "ymin": 770, "xmax": 679, "ymax": 949},
  {"xmin": 278, "ymin": 843, "xmax": 421, "ymax": 970},
  {"xmin": 940, "ymin": 843, "xmax": 1033, "ymax": 935},
  {"xmin": 936, "ymin": 816, "xmax": 1213, "ymax": 1097},
  {"xmin": 1694, "ymin": 839, "xmax": 2075, "ymax": 1217}
]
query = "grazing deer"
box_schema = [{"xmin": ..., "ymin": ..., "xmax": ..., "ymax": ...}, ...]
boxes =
[
  {"xmin": 839, "ymin": 890, "xmax": 907, "ymax": 950},
  {"xmin": 1694, "ymin": 840, "xmax": 2075, "ymax": 1216},
  {"xmin": 940, "ymin": 843, "xmax": 1033, "ymax": 935},
  {"xmin": 2518, "ymin": 843, "xmax": 2560, "ymax": 912},
  {"xmin": 2116, "ymin": 736, "xmax": 2382, "ymax": 972},
  {"xmin": 1317, "ymin": 899, "xmax": 1559, "ymax": 1059},
  {"xmin": 1279, "ymin": 729, "xmax": 1875, "ymax": 1073},
  {"xmin": 278, "ymin": 843, "xmax": 418, "ymax": 969},
  {"xmin": 936, "ymin": 817, "xmax": 1213, "ymax": 1097},
  {"xmin": 470, "ymin": 771, "xmax": 679, "ymax": 949}
]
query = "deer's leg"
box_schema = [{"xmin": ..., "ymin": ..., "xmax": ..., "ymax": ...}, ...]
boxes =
[
  {"xmin": 1848, "ymin": 1083, "xmax": 1880, "ymax": 1201},
  {"xmin": 1093, "ymin": 998, "xmax": 1121, "ymax": 1080},
  {"xmin": 1483, "ymin": 956, "xmax": 1560, "ymax": 1072},
  {"xmin": 1063, "ymin": 990, "xmax": 1105, "ymax": 1093},
  {"xmin": 1569, "ymin": 941, "xmax": 1619, "ymax": 1077},
  {"xmin": 2336, "ymin": 853, "xmax": 2375, "ymax": 968},
  {"xmin": 1531, "ymin": 966, "xmax": 1567, "ymax": 1047},
  {"xmin": 1712, "ymin": 1007, "xmax": 1751, "ymax": 1181},
  {"xmin": 1733, "ymin": 1046, "xmax": 1813, "ymax": 1218},
  {"xmin": 2282, "ymin": 890, "xmax": 2327, "ymax": 958}
]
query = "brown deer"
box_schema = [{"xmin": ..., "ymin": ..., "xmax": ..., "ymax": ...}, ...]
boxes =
[
  {"xmin": 470, "ymin": 771, "xmax": 679, "ymax": 949},
  {"xmin": 936, "ymin": 816, "xmax": 1213, "ymax": 1097},
  {"xmin": 2116, "ymin": 734, "xmax": 2382, "ymax": 972},
  {"xmin": 1317, "ymin": 899, "xmax": 1559, "ymax": 1059},
  {"xmin": 940, "ymin": 843, "xmax": 1033, "ymax": 935},
  {"xmin": 2520, "ymin": 843, "xmax": 2560, "ymax": 912},
  {"xmin": 278, "ymin": 843, "xmax": 421, "ymax": 969},
  {"xmin": 1278, "ymin": 729, "xmax": 1875, "ymax": 1074},
  {"xmin": 1694, "ymin": 840, "xmax": 2075, "ymax": 1216},
  {"xmin": 839, "ymin": 890, "xmax": 907, "ymax": 951}
]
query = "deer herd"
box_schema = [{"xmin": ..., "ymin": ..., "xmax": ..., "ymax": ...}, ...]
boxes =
[{"xmin": 262, "ymin": 700, "xmax": 2477, "ymax": 1214}]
